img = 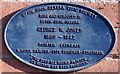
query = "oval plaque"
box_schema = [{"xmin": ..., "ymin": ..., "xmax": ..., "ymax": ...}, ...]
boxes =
[{"xmin": 4, "ymin": 3, "xmax": 116, "ymax": 72}]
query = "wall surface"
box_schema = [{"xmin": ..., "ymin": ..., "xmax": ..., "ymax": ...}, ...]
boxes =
[{"xmin": 0, "ymin": 1, "xmax": 120, "ymax": 73}]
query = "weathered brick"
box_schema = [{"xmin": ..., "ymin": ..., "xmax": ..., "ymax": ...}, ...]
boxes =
[
  {"xmin": 118, "ymin": 30, "xmax": 120, "ymax": 53},
  {"xmin": 78, "ymin": 2, "xmax": 119, "ymax": 28},
  {"xmin": 0, "ymin": 59, "xmax": 2, "ymax": 73},
  {"xmin": 79, "ymin": 60, "xmax": 118, "ymax": 72},
  {"xmin": 1, "ymin": 59, "xmax": 42, "ymax": 72}
]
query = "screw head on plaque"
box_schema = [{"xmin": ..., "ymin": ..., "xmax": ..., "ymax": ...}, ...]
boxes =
[{"xmin": 4, "ymin": 3, "xmax": 116, "ymax": 72}]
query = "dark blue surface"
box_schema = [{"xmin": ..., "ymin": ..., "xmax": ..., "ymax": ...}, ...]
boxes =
[{"xmin": 4, "ymin": 3, "xmax": 116, "ymax": 72}]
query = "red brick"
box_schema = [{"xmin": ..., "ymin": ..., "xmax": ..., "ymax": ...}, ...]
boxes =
[
  {"xmin": 78, "ymin": 2, "xmax": 119, "ymax": 28},
  {"xmin": 79, "ymin": 60, "xmax": 118, "ymax": 72},
  {"xmin": 0, "ymin": 2, "xmax": 119, "ymax": 72},
  {"xmin": 0, "ymin": 59, "xmax": 2, "ymax": 73},
  {"xmin": 1, "ymin": 59, "xmax": 44, "ymax": 72},
  {"xmin": 118, "ymin": 30, "xmax": 120, "ymax": 54}
]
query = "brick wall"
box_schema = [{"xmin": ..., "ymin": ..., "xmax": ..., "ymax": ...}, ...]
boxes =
[{"xmin": 0, "ymin": 2, "xmax": 119, "ymax": 73}]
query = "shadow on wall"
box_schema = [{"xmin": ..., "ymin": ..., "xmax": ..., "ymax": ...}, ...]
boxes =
[{"xmin": 1, "ymin": 9, "xmax": 78, "ymax": 73}]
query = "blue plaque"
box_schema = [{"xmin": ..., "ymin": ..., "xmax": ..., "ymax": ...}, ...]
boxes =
[{"xmin": 4, "ymin": 3, "xmax": 116, "ymax": 72}]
